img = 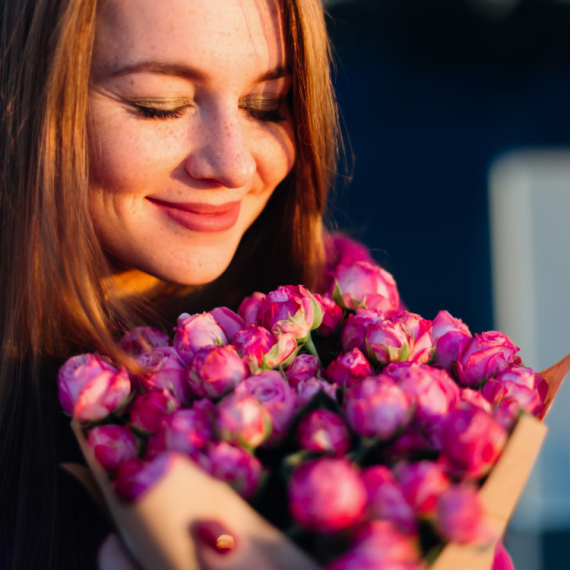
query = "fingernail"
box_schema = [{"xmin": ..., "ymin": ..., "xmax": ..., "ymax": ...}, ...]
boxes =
[{"xmin": 194, "ymin": 520, "xmax": 236, "ymax": 555}]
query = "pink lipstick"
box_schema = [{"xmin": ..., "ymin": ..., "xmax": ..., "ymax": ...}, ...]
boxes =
[{"xmin": 148, "ymin": 198, "xmax": 241, "ymax": 232}]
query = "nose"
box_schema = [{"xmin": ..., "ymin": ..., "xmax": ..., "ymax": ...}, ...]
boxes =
[{"xmin": 184, "ymin": 107, "xmax": 256, "ymax": 189}]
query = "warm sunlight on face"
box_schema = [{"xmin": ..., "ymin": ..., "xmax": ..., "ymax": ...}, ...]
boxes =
[{"xmin": 88, "ymin": 0, "xmax": 295, "ymax": 286}]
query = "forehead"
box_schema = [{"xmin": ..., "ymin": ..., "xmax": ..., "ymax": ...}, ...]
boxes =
[{"xmin": 92, "ymin": 0, "xmax": 287, "ymax": 81}]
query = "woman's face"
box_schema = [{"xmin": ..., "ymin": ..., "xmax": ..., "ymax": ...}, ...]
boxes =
[{"xmin": 88, "ymin": 0, "xmax": 295, "ymax": 285}]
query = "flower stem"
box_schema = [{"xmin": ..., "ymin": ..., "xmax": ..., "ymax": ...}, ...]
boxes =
[{"xmin": 304, "ymin": 333, "xmax": 321, "ymax": 365}]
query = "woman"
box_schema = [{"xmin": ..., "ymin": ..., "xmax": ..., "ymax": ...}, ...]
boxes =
[{"xmin": 0, "ymin": 0, "xmax": 337, "ymax": 568}]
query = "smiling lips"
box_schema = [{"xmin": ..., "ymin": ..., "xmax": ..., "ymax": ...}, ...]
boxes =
[{"xmin": 148, "ymin": 197, "xmax": 241, "ymax": 232}]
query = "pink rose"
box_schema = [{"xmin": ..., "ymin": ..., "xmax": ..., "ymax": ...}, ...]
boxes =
[
  {"xmin": 482, "ymin": 378, "xmax": 544, "ymax": 417},
  {"xmin": 492, "ymin": 397, "xmax": 522, "ymax": 431},
  {"xmin": 326, "ymin": 348, "xmax": 374, "ymax": 388},
  {"xmin": 209, "ymin": 307, "xmax": 245, "ymax": 341},
  {"xmin": 432, "ymin": 311, "xmax": 472, "ymax": 370},
  {"xmin": 297, "ymin": 410, "xmax": 351, "ymax": 456},
  {"xmin": 217, "ymin": 392, "xmax": 272, "ymax": 450},
  {"xmin": 232, "ymin": 325, "xmax": 296, "ymax": 370},
  {"xmin": 186, "ymin": 345, "xmax": 249, "ymax": 399},
  {"xmin": 58, "ymin": 354, "xmax": 131, "ymax": 422},
  {"xmin": 237, "ymin": 292, "xmax": 266, "ymax": 327},
  {"xmin": 455, "ymin": 332, "xmax": 520, "ymax": 388},
  {"xmin": 495, "ymin": 366, "xmax": 548, "ymax": 402},
  {"xmin": 285, "ymin": 354, "xmax": 323, "ymax": 388},
  {"xmin": 458, "ymin": 388, "xmax": 492, "ymax": 413},
  {"xmin": 441, "ymin": 404, "xmax": 507, "ymax": 479},
  {"xmin": 235, "ymin": 371, "xmax": 298, "ymax": 442},
  {"xmin": 87, "ymin": 424, "xmax": 137, "ymax": 473},
  {"xmin": 297, "ymin": 377, "xmax": 338, "ymax": 406},
  {"xmin": 289, "ymin": 458, "xmax": 367, "ymax": 532},
  {"xmin": 135, "ymin": 347, "xmax": 187, "ymax": 403},
  {"xmin": 315, "ymin": 293, "xmax": 344, "ymax": 336},
  {"xmin": 436, "ymin": 485, "xmax": 485, "ymax": 544},
  {"xmin": 129, "ymin": 389, "xmax": 180, "ymax": 434},
  {"xmin": 173, "ymin": 312, "xmax": 228, "ymax": 364},
  {"xmin": 381, "ymin": 428, "xmax": 430, "ymax": 463},
  {"xmin": 258, "ymin": 285, "xmax": 323, "ymax": 340},
  {"xmin": 119, "ymin": 327, "xmax": 170, "ymax": 355},
  {"xmin": 361, "ymin": 466, "xmax": 416, "ymax": 533},
  {"xmin": 205, "ymin": 441, "xmax": 264, "ymax": 499},
  {"xmin": 113, "ymin": 452, "xmax": 178, "ymax": 503},
  {"xmin": 324, "ymin": 233, "xmax": 374, "ymax": 281},
  {"xmin": 395, "ymin": 461, "xmax": 451, "ymax": 517},
  {"xmin": 341, "ymin": 309, "xmax": 385, "ymax": 353},
  {"xmin": 332, "ymin": 261, "xmax": 400, "ymax": 316},
  {"xmin": 343, "ymin": 377, "xmax": 413, "ymax": 440}
]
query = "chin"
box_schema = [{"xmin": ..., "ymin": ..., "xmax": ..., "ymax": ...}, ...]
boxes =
[{"xmin": 151, "ymin": 255, "xmax": 235, "ymax": 288}]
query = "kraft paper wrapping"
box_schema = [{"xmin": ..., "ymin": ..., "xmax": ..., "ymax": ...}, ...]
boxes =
[{"xmin": 66, "ymin": 353, "xmax": 570, "ymax": 570}]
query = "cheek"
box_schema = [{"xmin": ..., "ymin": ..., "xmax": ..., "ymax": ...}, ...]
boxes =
[{"xmin": 254, "ymin": 122, "xmax": 296, "ymax": 191}]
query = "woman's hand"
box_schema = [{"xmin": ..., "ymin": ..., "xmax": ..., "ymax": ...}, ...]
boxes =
[{"xmin": 98, "ymin": 521, "xmax": 278, "ymax": 570}]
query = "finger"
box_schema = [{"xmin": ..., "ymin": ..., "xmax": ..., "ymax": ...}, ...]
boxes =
[{"xmin": 98, "ymin": 533, "xmax": 139, "ymax": 570}]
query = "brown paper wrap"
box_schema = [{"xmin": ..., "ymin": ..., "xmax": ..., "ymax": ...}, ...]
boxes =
[{"xmin": 68, "ymin": 353, "xmax": 570, "ymax": 570}]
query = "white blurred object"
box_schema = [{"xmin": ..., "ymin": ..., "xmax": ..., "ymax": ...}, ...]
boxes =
[{"xmin": 489, "ymin": 151, "xmax": 570, "ymax": 539}]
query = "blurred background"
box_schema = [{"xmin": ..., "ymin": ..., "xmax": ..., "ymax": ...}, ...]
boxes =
[{"xmin": 323, "ymin": 0, "xmax": 570, "ymax": 568}]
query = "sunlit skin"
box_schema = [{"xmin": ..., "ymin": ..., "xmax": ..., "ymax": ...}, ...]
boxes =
[{"xmin": 88, "ymin": 0, "xmax": 296, "ymax": 293}]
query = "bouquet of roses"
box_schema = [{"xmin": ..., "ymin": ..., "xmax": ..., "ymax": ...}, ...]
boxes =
[{"xmin": 58, "ymin": 239, "xmax": 566, "ymax": 570}]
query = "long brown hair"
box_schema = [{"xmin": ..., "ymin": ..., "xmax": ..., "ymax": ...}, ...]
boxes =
[{"xmin": 0, "ymin": 0, "xmax": 339, "ymax": 567}]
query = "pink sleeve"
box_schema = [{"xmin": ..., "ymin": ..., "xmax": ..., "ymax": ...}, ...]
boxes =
[{"xmin": 493, "ymin": 540, "xmax": 516, "ymax": 570}]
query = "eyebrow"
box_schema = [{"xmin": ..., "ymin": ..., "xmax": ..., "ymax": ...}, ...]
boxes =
[{"xmin": 108, "ymin": 61, "xmax": 291, "ymax": 83}]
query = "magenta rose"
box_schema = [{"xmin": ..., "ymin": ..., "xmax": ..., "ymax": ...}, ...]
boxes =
[
  {"xmin": 186, "ymin": 345, "xmax": 248, "ymax": 399},
  {"xmin": 209, "ymin": 307, "xmax": 245, "ymax": 341},
  {"xmin": 441, "ymin": 403, "xmax": 507, "ymax": 479},
  {"xmin": 495, "ymin": 366, "xmax": 548, "ymax": 402},
  {"xmin": 289, "ymin": 458, "xmax": 367, "ymax": 532},
  {"xmin": 455, "ymin": 331, "xmax": 520, "ymax": 387},
  {"xmin": 431, "ymin": 310, "xmax": 472, "ymax": 370},
  {"xmin": 285, "ymin": 354, "xmax": 323, "ymax": 388},
  {"xmin": 492, "ymin": 397, "xmax": 522, "ymax": 430},
  {"xmin": 341, "ymin": 309, "xmax": 385, "ymax": 353},
  {"xmin": 205, "ymin": 441, "xmax": 264, "ymax": 499},
  {"xmin": 172, "ymin": 312, "xmax": 228, "ymax": 364},
  {"xmin": 297, "ymin": 377, "xmax": 339, "ymax": 406},
  {"xmin": 58, "ymin": 353, "xmax": 131, "ymax": 422},
  {"xmin": 87, "ymin": 424, "xmax": 137, "ymax": 473},
  {"xmin": 217, "ymin": 392, "xmax": 272, "ymax": 450},
  {"xmin": 332, "ymin": 261, "xmax": 400, "ymax": 316},
  {"xmin": 343, "ymin": 377, "xmax": 413, "ymax": 440},
  {"xmin": 135, "ymin": 346, "xmax": 187, "ymax": 403},
  {"xmin": 482, "ymin": 378, "xmax": 544, "ymax": 416},
  {"xmin": 381, "ymin": 428, "xmax": 430, "ymax": 464},
  {"xmin": 232, "ymin": 325, "xmax": 296, "ymax": 370},
  {"xmin": 235, "ymin": 371, "xmax": 298, "ymax": 442},
  {"xmin": 119, "ymin": 327, "xmax": 170, "ymax": 355},
  {"xmin": 436, "ymin": 485, "xmax": 486, "ymax": 544},
  {"xmin": 361, "ymin": 466, "xmax": 416, "ymax": 533},
  {"xmin": 258, "ymin": 285, "xmax": 323, "ymax": 340},
  {"xmin": 315, "ymin": 293, "xmax": 344, "ymax": 336},
  {"xmin": 326, "ymin": 348, "xmax": 374, "ymax": 388},
  {"xmin": 458, "ymin": 388, "xmax": 492, "ymax": 413},
  {"xmin": 324, "ymin": 234, "xmax": 375, "ymax": 283},
  {"xmin": 237, "ymin": 292, "xmax": 266, "ymax": 326},
  {"xmin": 129, "ymin": 389, "xmax": 180, "ymax": 434},
  {"xmin": 113, "ymin": 452, "xmax": 178, "ymax": 503},
  {"xmin": 297, "ymin": 410, "xmax": 351, "ymax": 456}
]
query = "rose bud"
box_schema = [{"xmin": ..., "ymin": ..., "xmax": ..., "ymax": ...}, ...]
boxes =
[
  {"xmin": 492, "ymin": 397, "xmax": 522, "ymax": 430},
  {"xmin": 119, "ymin": 327, "xmax": 170, "ymax": 355},
  {"xmin": 289, "ymin": 458, "xmax": 367, "ymax": 532},
  {"xmin": 297, "ymin": 410, "xmax": 351, "ymax": 456},
  {"xmin": 385, "ymin": 363, "xmax": 459, "ymax": 427},
  {"xmin": 135, "ymin": 346, "xmax": 188, "ymax": 403},
  {"xmin": 431, "ymin": 310, "xmax": 472, "ymax": 370},
  {"xmin": 186, "ymin": 345, "xmax": 249, "ymax": 399},
  {"xmin": 209, "ymin": 307, "xmax": 245, "ymax": 341},
  {"xmin": 235, "ymin": 371, "xmax": 298, "ymax": 442},
  {"xmin": 495, "ymin": 366, "xmax": 548, "ymax": 402},
  {"xmin": 324, "ymin": 233, "xmax": 374, "ymax": 278},
  {"xmin": 343, "ymin": 377, "xmax": 413, "ymax": 440},
  {"xmin": 217, "ymin": 392, "xmax": 272, "ymax": 450},
  {"xmin": 113, "ymin": 452, "xmax": 178, "ymax": 503},
  {"xmin": 326, "ymin": 520, "xmax": 422, "ymax": 570},
  {"xmin": 145, "ymin": 406, "xmax": 214, "ymax": 460},
  {"xmin": 482, "ymin": 378, "xmax": 544, "ymax": 416},
  {"xmin": 341, "ymin": 309, "xmax": 385, "ymax": 353},
  {"xmin": 297, "ymin": 377, "xmax": 338, "ymax": 406},
  {"xmin": 258, "ymin": 285, "xmax": 323, "ymax": 340},
  {"xmin": 458, "ymin": 388, "xmax": 492, "ymax": 413},
  {"xmin": 205, "ymin": 441, "xmax": 264, "ymax": 499},
  {"xmin": 232, "ymin": 325, "xmax": 296, "ymax": 371},
  {"xmin": 87, "ymin": 424, "xmax": 137, "ymax": 473},
  {"xmin": 326, "ymin": 348, "xmax": 374, "ymax": 388},
  {"xmin": 332, "ymin": 261, "xmax": 400, "ymax": 316},
  {"xmin": 173, "ymin": 312, "xmax": 228, "ymax": 364},
  {"xmin": 361, "ymin": 466, "xmax": 417, "ymax": 533},
  {"xmin": 395, "ymin": 461, "xmax": 451, "ymax": 517},
  {"xmin": 285, "ymin": 354, "xmax": 323, "ymax": 388},
  {"xmin": 129, "ymin": 389, "xmax": 180, "ymax": 434},
  {"xmin": 455, "ymin": 331, "xmax": 520, "ymax": 387},
  {"xmin": 436, "ymin": 484, "xmax": 486, "ymax": 544},
  {"xmin": 441, "ymin": 403, "xmax": 507, "ymax": 479},
  {"xmin": 381, "ymin": 428, "xmax": 430, "ymax": 463},
  {"xmin": 237, "ymin": 291, "xmax": 266, "ymax": 326},
  {"xmin": 314, "ymin": 293, "xmax": 344, "ymax": 336},
  {"xmin": 58, "ymin": 354, "xmax": 131, "ymax": 422}
]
